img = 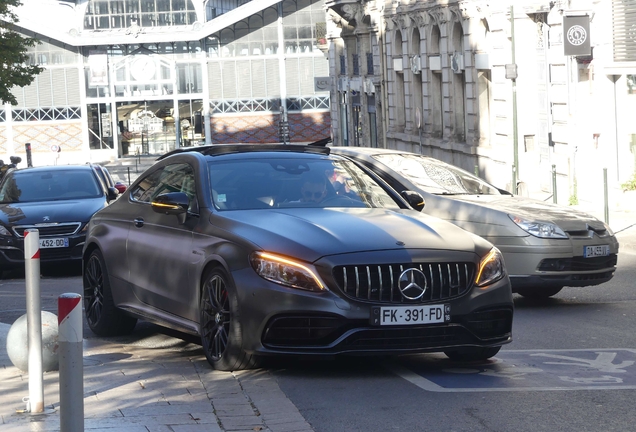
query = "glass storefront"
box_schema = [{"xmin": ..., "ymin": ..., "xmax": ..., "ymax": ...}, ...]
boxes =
[
  {"xmin": 84, "ymin": 0, "xmax": 198, "ymax": 30},
  {"xmin": 84, "ymin": 43, "xmax": 208, "ymax": 156},
  {"xmin": 88, "ymin": 103, "xmax": 114, "ymax": 150},
  {"xmin": 80, "ymin": 0, "xmax": 328, "ymax": 156},
  {"xmin": 117, "ymin": 100, "xmax": 177, "ymax": 155},
  {"xmin": 177, "ymin": 99, "xmax": 204, "ymax": 147}
]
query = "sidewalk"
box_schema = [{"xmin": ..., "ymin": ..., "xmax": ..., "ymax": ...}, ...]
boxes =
[{"xmin": 0, "ymin": 323, "xmax": 313, "ymax": 432}]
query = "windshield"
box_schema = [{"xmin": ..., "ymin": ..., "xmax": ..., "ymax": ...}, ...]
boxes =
[
  {"xmin": 209, "ymin": 156, "xmax": 402, "ymax": 210},
  {"xmin": 373, "ymin": 154, "xmax": 501, "ymax": 195},
  {"xmin": 0, "ymin": 169, "xmax": 102, "ymax": 203}
]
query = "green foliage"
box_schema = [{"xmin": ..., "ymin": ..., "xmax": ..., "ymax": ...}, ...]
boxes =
[
  {"xmin": 621, "ymin": 171, "xmax": 636, "ymax": 191},
  {"xmin": 0, "ymin": 0, "xmax": 43, "ymax": 105},
  {"xmin": 569, "ymin": 195, "xmax": 579, "ymax": 205}
]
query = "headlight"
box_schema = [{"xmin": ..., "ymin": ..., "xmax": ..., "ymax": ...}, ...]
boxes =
[
  {"xmin": 0, "ymin": 225, "xmax": 11, "ymax": 236},
  {"xmin": 475, "ymin": 248, "xmax": 505, "ymax": 287},
  {"xmin": 509, "ymin": 215, "xmax": 567, "ymax": 238},
  {"xmin": 250, "ymin": 251, "xmax": 326, "ymax": 292}
]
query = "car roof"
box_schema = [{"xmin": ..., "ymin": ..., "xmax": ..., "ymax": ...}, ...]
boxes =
[
  {"xmin": 329, "ymin": 146, "xmax": 457, "ymax": 166},
  {"xmin": 330, "ymin": 146, "xmax": 423, "ymax": 157},
  {"xmin": 157, "ymin": 143, "xmax": 331, "ymax": 161},
  {"xmin": 12, "ymin": 164, "xmax": 96, "ymax": 174}
]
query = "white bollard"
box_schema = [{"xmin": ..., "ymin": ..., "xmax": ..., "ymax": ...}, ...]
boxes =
[
  {"xmin": 24, "ymin": 229, "xmax": 44, "ymax": 413},
  {"xmin": 58, "ymin": 293, "xmax": 84, "ymax": 432}
]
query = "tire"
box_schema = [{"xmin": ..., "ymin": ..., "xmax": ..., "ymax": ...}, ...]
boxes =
[
  {"xmin": 444, "ymin": 346, "xmax": 501, "ymax": 362},
  {"xmin": 199, "ymin": 267, "xmax": 259, "ymax": 371},
  {"xmin": 83, "ymin": 249, "xmax": 137, "ymax": 336},
  {"xmin": 516, "ymin": 286, "xmax": 563, "ymax": 299}
]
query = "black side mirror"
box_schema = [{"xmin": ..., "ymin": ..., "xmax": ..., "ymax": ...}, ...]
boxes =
[
  {"xmin": 107, "ymin": 187, "xmax": 119, "ymax": 201},
  {"xmin": 400, "ymin": 190, "xmax": 425, "ymax": 212},
  {"xmin": 497, "ymin": 188, "xmax": 513, "ymax": 196},
  {"xmin": 151, "ymin": 192, "xmax": 190, "ymax": 224}
]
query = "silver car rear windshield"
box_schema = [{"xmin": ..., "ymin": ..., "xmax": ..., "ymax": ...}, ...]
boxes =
[
  {"xmin": 209, "ymin": 157, "xmax": 402, "ymax": 211},
  {"xmin": 373, "ymin": 153, "xmax": 501, "ymax": 195},
  {"xmin": 0, "ymin": 170, "xmax": 102, "ymax": 203}
]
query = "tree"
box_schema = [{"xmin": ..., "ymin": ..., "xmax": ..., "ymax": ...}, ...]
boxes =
[{"xmin": 0, "ymin": 0, "xmax": 43, "ymax": 105}]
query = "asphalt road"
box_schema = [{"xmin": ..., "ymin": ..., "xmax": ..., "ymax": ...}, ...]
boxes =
[
  {"xmin": 2, "ymin": 250, "xmax": 636, "ymax": 431},
  {"xmin": 270, "ymin": 250, "xmax": 636, "ymax": 432}
]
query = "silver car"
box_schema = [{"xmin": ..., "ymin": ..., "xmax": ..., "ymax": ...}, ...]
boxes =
[{"xmin": 330, "ymin": 146, "xmax": 619, "ymax": 299}]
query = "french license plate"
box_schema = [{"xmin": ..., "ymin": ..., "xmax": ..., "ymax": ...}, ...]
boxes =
[
  {"xmin": 584, "ymin": 245, "xmax": 609, "ymax": 258},
  {"xmin": 370, "ymin": 304, "xmax": 450, "ymax": 326},
  {"xmin": 39, "ymin": 238, "xmax": 69, "ymax": 249}
]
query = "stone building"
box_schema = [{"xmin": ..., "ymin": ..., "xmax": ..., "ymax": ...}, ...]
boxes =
[
  {"xmin": 0, "ymin": 0, "xmax": 331, "ymax": 166},
  {"xmin": 325, "ymin": 0, "xmax": 636, "ymax": 207}
]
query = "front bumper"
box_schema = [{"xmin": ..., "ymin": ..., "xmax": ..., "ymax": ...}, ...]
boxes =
[
  {"xmin": 487, "ymin": 234, "xmax": 619, "ymax": 291},
  {"xmin": 0, "ymin": 235, "xmax": 85, "ymax": 269},
  {"xmin": 231, "ymin": 266, "xmax": 513, "ymax": 357}
]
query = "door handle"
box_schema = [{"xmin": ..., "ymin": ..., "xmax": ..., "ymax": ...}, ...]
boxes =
[{"xmin": 134, "ymin": 218, "xmax": 144, "ymax": 228}]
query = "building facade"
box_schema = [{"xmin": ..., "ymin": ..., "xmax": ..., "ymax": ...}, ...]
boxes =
[
  {"xmin": 325, "ymin": 0, "xmax": 636, "ymax": 207},
  {"xmin": 0, "ymin": 0, "xmax": 331, "ymax": 166}
]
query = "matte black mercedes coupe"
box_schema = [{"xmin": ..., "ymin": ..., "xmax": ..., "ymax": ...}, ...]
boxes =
[{"xmin": 82, "ymin": 144, "xmax": 513, "ymax": 371}]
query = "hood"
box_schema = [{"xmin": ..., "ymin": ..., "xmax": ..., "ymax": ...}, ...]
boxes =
[
  {"xmin": 448, "ymin": 194, "xmax": 606, "ymax": 231},
  {"xmin": 0, "ymin": 198, "xmax": 107, "ymax": 227},
  {"xmin": 213, "ymin": 207, "xmax": 490, "ymax": 263}
]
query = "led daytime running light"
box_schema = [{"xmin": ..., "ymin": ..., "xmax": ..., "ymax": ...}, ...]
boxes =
[
  {"xmin": 475, "ymin": 249, "xmax": 497, "ymax": 284},
  {"xmin": 255, "ymin": 252, "xmax": 324, "ymax": 290}
]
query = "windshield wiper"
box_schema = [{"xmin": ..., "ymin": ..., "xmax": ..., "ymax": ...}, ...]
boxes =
[{"xmin": 434, "ymin": 192, "xmax": 471, "ymax": 195}]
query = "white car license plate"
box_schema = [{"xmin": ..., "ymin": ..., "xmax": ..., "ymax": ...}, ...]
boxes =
[
  {"xmin": 371, "ymin": 304, "xmax": 450, "ymax": 326},
  {"xmin": 584, "ymin": 245, "xmax": 609, "ymax": 258},
  {"xmin": 39, "ymin": 238, "xmax": 69, "ymax": 249}
]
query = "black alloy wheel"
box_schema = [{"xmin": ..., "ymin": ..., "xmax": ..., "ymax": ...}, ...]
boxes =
[
  {"xmin": 200, "ymin": 267, "xmax": 258, "ymax": 371},
  {"xmin": 83, "ymin": 249, "xmax": 136, "ymax": 336}
]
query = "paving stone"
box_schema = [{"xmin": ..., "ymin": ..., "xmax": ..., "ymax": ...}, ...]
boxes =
[
  {"xmin": 218, "ymin": 417, "xmax": 265, "ymax": 430},
  {"xmin": 210, "ymin": 396, "xmax": 251, "ymax": 408},
  {"xmin": 84, "ymin": 426, "xmax": 149, "ymax": 432},
  {"xmin": 214, "ymin": 405, "xmax": 257, "ymax": 417},
  {"xmin": 84, "ymin": 413, "xmax": 201, "ymax": 428},
  {"xmin": 119, "ymin": 402, "xmax": 213, "ymax": 417},
  {"xmin": 170, "ymin": 424, "xmax": 223, "ymax": 432},
  {"xmin": 267, "ymin": 422, "xmax": 315, "ymax": 432}
]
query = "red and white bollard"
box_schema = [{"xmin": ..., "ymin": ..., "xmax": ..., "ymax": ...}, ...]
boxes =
[
  {"xmin": 24, "ymin": 229, "xmax": 44, "ymax": 413},
  {"xmin": 58, "ymin": 293, "xmax": 84, "ymax": 432}
]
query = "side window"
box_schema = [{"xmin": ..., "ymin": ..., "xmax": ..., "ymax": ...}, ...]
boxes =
[
  {"xmin": 130, "ymin": 163, "xmax": 196, "ymax": 207},
  {"xmin": 130, "ymin": 168, "xmax": 164, "ymax": 202}
]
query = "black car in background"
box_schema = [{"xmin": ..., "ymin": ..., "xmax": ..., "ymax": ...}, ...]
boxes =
[
  {"xmin": 0, "ymin": 164, "xmax": 119, "ymax": 272},
  {"xmin": 92, "ymin": 164, "xmax": 127, "ymax": 195},
  {"xmin": 82, "ymin": 144, "xmax": 513, "ymax": 371}
]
